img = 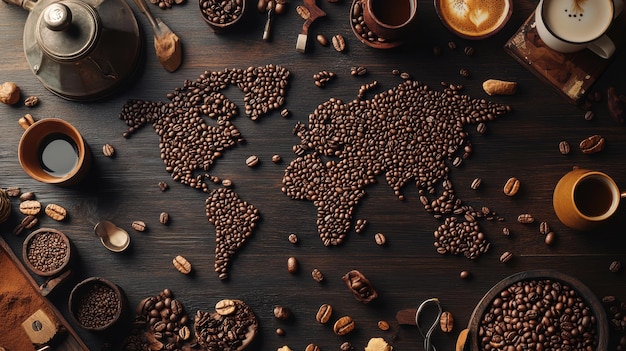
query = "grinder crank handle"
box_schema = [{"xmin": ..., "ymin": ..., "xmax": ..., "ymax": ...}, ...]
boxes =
[{"xmin": 296, "ymin": 0, "xmax": 326, "ymax": 53}]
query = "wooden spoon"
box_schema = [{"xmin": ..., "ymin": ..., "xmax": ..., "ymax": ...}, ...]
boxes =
[{"xmin": 133, "ymin": 0, "xmax": 182, "ymax": 72}]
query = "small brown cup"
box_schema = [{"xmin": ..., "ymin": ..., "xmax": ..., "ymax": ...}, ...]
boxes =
[
  {"xmin": 18, "ymin": 116, "xmax": 91, "ymax": 187},
  {"xmin": 362, "ymin": 0, "xmax": 418, "ymax": 41},
  {"xmin": 553, "ymin": 169, "xmax": 626, "ymax": 231}
]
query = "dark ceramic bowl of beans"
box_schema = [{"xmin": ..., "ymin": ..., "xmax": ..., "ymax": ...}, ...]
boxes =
[
  {"xmin": 69, "ymin": 277, "xmax": 126, "ymax": 331},
  {"xmin": 22, "ymin": 228, "xmax": 71, "ymax": 276},
  {"xmin": 464, "ymin": 270, "xmax": 608, "ymax": 351},
  {"xmin": 199, "ymin": 0, "xmax": 246, "ymax": 33}
]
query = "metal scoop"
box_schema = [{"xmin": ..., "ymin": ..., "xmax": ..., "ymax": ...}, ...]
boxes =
[{"xmin": 133, "ymin": 0, "xmax": 182, "ymax": 72}]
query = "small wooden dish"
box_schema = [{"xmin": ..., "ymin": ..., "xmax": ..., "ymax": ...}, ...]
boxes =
[
  {"xmin": 199, "ymin": 0, "xmax": 246, "ymax": 33},
  {"xmin": 466, "ymin": 270, "xmax": 608, "ymax": 351},
  {"xmin": 22, "ymin": 228, "xmax": 71, "ymax": 277},
  {"xmin": 350, "ymin": 0, "xmax": 404, "ymax": 49},
  {"xmin": 68, "ymin": 277, "xmax": 126, "ymax": 332}
]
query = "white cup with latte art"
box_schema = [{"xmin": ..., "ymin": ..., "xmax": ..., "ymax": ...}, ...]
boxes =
[{"xmin": 535, "ymin": 0, "xmax": 624, "ymax": 58}]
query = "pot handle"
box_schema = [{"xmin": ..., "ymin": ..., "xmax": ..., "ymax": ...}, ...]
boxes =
[{"xmin": 18, "ymin": 114, "xmax": 36, "ymax": 130}]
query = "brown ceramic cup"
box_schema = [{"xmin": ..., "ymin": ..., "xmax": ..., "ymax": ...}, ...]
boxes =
[
  {"xmin": 18, "ymin": 116, "xmax": 91, "ymax": 187},
  {"xmin": 362, "ymin": 0, "xmax": 418, "ymax": 41},
  {"xmin": 553, "ymin": 169, "xmax": 625, "ymax": 231}
]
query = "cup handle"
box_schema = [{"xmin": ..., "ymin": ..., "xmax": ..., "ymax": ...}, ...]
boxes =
[
  {"xmin": 621, "ymin": 192, "xmax": 626, "ymax": 199},
  {"xmin": 18, "ymin": 114, "xmax": 36, "ymax": 130},
  {"xmin": 588, "ymin": 34, "xmax": 616, "ymax": 59}
]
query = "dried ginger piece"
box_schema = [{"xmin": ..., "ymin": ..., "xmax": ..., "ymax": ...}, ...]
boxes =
[
  {"xmin": 365, "ymin": 338, "xmax": 393, "ymax": 351},
  {"xmin": 482, "ymin": 79, "xmax": 517, "ymax": 96}
]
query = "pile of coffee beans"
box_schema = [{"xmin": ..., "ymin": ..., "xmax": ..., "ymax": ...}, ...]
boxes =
[
  {"xmin": 206, "ymin": 188, "xmax": 260, "ymax": 280},
  {"xmin": 194, "ymin": 299, "xmax": 258, "ymax": 351},
  {"xmin": 200, "ymin": 0, "xmax": 244, "ymax": 25},
  {"xmin": 75, "ymin": 282, "xmax": 122, "ymax": 329},
  {"xmin": 282, "ymin": 80, "xmax": 509, "ymax": 257},
  {"xmin": 478, "ymin": 279, "xmax": 597, "ymax": 351},
  {"xmin": 25, "ymin": 230, "xmax": 69, "ymax": 273}
]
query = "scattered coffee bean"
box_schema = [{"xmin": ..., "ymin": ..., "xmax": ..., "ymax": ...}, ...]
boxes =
[
  {"xmin": 342, "ymin": 269, "xmax": 378, "ymax": 303},
  {"xmin": 499, "ymin": 251, "xmax": 513, "ymax": 263},
  {"xmin": 271, "ymin": 154, "xmax": 282, "ymax": 164},
  {"xmin": 374, "ymin": 232, "xmax": 386, "ymax": 245},
  {"xmin": 315, "ymin": 304, "xmax": 332, "ymax": 324},
  {"xmin": 159, "ymin": 212, "xmax": 169, "ymax": 225},
  {"xmin": 502, "ymin": 227, "xmax": 510, "ymax": 236},
  {"xmin": 172, "ymin": 255, "xmax": 192, "ymax": 274},
  {"xmin": 377, "ymin": 320, "xmax": 390, "ymax": 331},
  {"xmin": 102, "ymin": 143, "xmax": 115, "ymax": 157},
  {"xmin": 24, "ymin": 95, "xmax": 39, "ymax": 107},
  {"xmin": 288, "ymin": 233, "xmax": 298, "ymax": 244},
  {"xmin": 354, "ymin": 218, "xmax": 367, "ymax": 234},
  {"xmin": 6, "ymin": 187, "xmax": 21, "ymax": 197},
  {"xmin": 178, "ymin": 325, "xmax": 191, "ymax": 340},
  {"xmin": 276, "ymin": 327, "xmax": 285, "ymax": 336},
  {"xmin": 464, "ymin": 46, "xmax": 475, "ymax": 56},
  {"xmin": 131, "ymin": 220, "xmax": 147, "ymax": 232},
  {"xmin": 280, "ymin": 108, "xmax": 290, "ymax": 118},
  {"xmin": 503, "ymin": 177, "xmax": 520, "ymax": 196},
  {"xmin": 215, "ymin": 299, "xmax": 237, "ymax": 316},
  {"xmin": 470, "ymin": 178, "xmax": 482, "ymax": 190},
  {"xmin": 313, "ymin": 70, "xmax": 336, "ymax": 88},
  {"xmin": 287, "ymin": 256, "xmax": 298, "ymax": 273},
  {"xmin": 609, "ymin": 260, "xmax": 622, "ymax": 273},
  {"xmin": 246, "ymin": 155, "xmax": 259, "ymax": 167},
  {"xmin": 340, "ymin": 342, "xmax": 354, "ymax": 351},
  {"xmin": 391, "ymin": 69, "xmax": 400, "ymax": 76},
  {"xmin": 517, "ymin": 213, "xmax": 534, "ymax": 224},
  {"xmin": 460, "ymin": 270, "xmax": 471, "ymax": 279},
  {"xmin": 22, "ymin": 214, "xmax": 38, "ymax": 230},
  {"xmin": 584, "ymin": 110, "xmax": 595, "ymax": 120},
  {"xmin": 351, "ymin": 66, "xmax": 367, "ymax": 76},
  {"xmin": 400, "ymin": 72, "xmax": 411, "ymax": 80},
  {"xmin": 158, "ymin": 181, "xmax": 169, "ymax": 191},
  {"xmin": 311, "ymin": 268, "xmax": 324, "ymax": 283},
  {"xmin": 45, "ymin": 203, "xmax": 67, "ymax": 221},
  {"xmin": 476, "ymin": 122, "xmax": 487, "ymax": 134},
  {"xmin": 222, "ymin": 179, "xmax": 232, "ymax": 187},
  {"xmin": 440, "ymin": 311, "xmax": 454, "ymax": 332},
  {"xmin": 579, "ymin": 134, "xmax": 605, "ymax": 154},
  {"xmin": 459, "ymin": 68, "xmax": 470, "ymax": 78},
  {"xmin": 545, "ymin": 231, "xmax": 556, "ymax": 245},
  {"xmin": 448, "ymin": 41, "xmax": 456, "ymax": 49},
  {"xmin": 20, "ymin": 191, "xmax": 35, "ymax": 201},
  {"xmin": 20, "ymin": 200, "xmax": 42, "ymax": 216},
  {"xmin": 331, "ymin": 34, "xmax": 346, "ymax": 52},
  {"xmin": 333, "ymin": 315, "xmax": 355, "ymax": 335},
  {"xmin": 273, "ymin": 305, "xmax": 291, "ymax": 320},
  {"xmin": 539, "ymin": 221, "xmax": 550, "ymax": 235},
  {"xmin": 316, "ymin": 33, "xmax": 329, "ymax": 46},
  {"xmin": 305, "ymin": 343, "xmax": 321, "ymax": 351},
  {"xmin": 559, "ymin": 141, "xmax": 571, "ymax": 155},
  {"xmin": 357, "ymin": 80, "xmax": 378, "ymax": 99}
]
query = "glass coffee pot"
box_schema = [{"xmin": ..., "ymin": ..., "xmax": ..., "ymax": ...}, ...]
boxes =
[{"xmin": 4, "ymin": 0, "xmax": 143, "ymax": 100}]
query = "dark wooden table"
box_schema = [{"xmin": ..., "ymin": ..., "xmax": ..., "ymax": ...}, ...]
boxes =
[{"xmin": 2, "ymin": 0, "xmax": 626, "ymax": 350}]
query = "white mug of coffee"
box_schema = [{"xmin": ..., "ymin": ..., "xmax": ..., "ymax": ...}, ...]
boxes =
[{"xmin": 535, "ymin": 0, "xmax": 624, "ymax": 59}]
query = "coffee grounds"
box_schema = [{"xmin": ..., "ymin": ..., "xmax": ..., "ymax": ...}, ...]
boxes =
[
  {"xmin": 0, "ymin": 244, "xmax": 61, "ymax": 350},
  {"xmin": 282, "ymin": 80, "xmax": 509, "ymax": 257}
]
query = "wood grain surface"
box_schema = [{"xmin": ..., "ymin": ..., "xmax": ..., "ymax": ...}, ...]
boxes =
[{"xmin": 1, "ymin": 0, "xmax": 626, "ymax": 350}]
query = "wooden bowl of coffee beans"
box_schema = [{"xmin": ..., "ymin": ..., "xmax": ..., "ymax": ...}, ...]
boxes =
[
  {"xmin": 199, "ymin": 0, "xmax": 246, "ymax": 33},
  {"xmin": 69, "ymin": 277, "xmax": 126, "ymax": 331},
  {"xmin": 464, "ymin": 270, "xmax": 608, "ymax": 351},
  {"xmin": 22, "ymin": 228, "xmax": 71, "ymax": 277}
]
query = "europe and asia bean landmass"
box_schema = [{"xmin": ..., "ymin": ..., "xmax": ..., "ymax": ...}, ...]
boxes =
[{"xmin": 118, "ymin": 64, "xmax": 511, "ymax": 280}]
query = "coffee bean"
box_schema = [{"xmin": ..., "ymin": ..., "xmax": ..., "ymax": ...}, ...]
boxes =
[
  {"xmin": 19, "ymin": 191, "xmax": 36, "ymax": 201},
  {"xmin": 459, "ymin": 68, "xmax": 470, "ymax": 78},
  {"xmin": 215, "ymin": 299, "xmax": 237, "ymax": 316},
  {"xmin": 288, "ymin": 233, "xmax": 298, "ymax": 244},
  {"xmin": 313, "ymin": 70, "xmax": 336, "ymax": 88},
  {"xmin": 499, "ymin": 251, "xmax": 513, "ymax": 263},
  {"xmin": 559, "ymin": 141, "xmax": 570, "ymax": 155},
  {"xmin": 342, "ymin": 269, "xmax": 378, "ymax": 303},
  {"xmin": 377, "ymin": 320, "xmax": 390, "ymax": 331},
  {"xmin": 448, "ymin": 41, "xmax": 456, "ymax": 49},
  {"xmin": 470, "ymin": 178, "xmax": 482, "ymax": 190},
  {"xmin": 102, "ymin": 143, "xmax": 115, "ymax": 157},
  {"xmin": 24, "ymin": 95, "xmax": 39, "ymax": 107},
  {"xmin": 464, "ymin": 46, "xmax": 475, "ymax": 56},
  {"xmin": 400, "ymin": 72, "xmax": 411, "ymax": 80},
  {"xmin": 158, "ymin": 181, "xmax": 169, "ymax": 191},
  {"xmin": 579, "ymin": 134, "xmax": 605, "ymax": 154},
  {"xmin": 45, "ymin": 203, "xmax": 67, "ymax": 221},
  {"xmin": 315, "ymin": 304, "xmax": 332, "ymax": 324},
  {"xmin": 316, "ymin": 34, "xmax": 329, "ymax": 46},
  {"xmin": 340, "ymin": 342, "xmax": 354, "ymax": 351},
  {"xmin": 305, "ymin": 343, "xmax": 321, "ymax": 351},
  {"xmin": 179, "ymin": 325, "xmax": 191, "ymax": 340},
  {"xmin": 273, "ymin": 305, "xmax": 291, "ymax": 320},
  {"xmin": 545, "ymin": 231, "xmax": 556, "ymax": 245},
  {"xmin": 159, "ymin": 212, "xmax": 170, "ymax": 225},
  {"xmin": 200, "ymin": 0, "xmax": 244, "ymax": 24},
  {"xmin": 502, "ymin": 227, "xmax": 510, "ymax": 236},
  {"xmin": 584, "ymin": 110, "xmax": 595, "ymax": 121},
  {"xmin": 276, "ymin": 327, "xmax": 285, "ymax": 336},
  {"xmin": 280, "ymin": 109, "xmax": 290, "ymax": 118},
  {"xmin": 311, "ymin": 268, "xmax": 324, "ymax": 282},
  {"xmin": 476, "ymin": 122, "xmax": 487, "ymax": 134},
  {"xmin": 517, "ymin": 213, "xmax": 534, "ymax": 224},
  {"xmin": 354, "ymin": 218, "xmax": 367, "ymax": 234},
  {"xmin": 332, "ymin": 34, "xmax": 346, "ymax": 52},
  {"xmin": 20, "ymin": 200, "xmax": 42, "ymax": 216},
  {"xmin": 351, "ymin": 66, "xmax": 367, "ymax": 76},
  {"xmin": 287, "ymin": 256, "xmax": 298, "ymax": 273},
  {"xmin": 333, "ymin": 315, "xmax": 355, "ymax": 335},
  {"xmin": 272, "ymin": 154, "xmax": 282, "ymax": 163},
  {"xmin": 460, "ymin": 270, "xmax": 471, "ymax": 279},
  {"xmin": 609, "ymin": 260, "xmax": 622, "ymax": 273},
  {"xmin": 132, "ymin": 220, "xmax": 147, "ymax": 232},
  {"xmin": 440, "ymin": 311, "xmax": 454, "ymax": 332},
  {"xmin": 22, "ymin": 214, "xmax": 38, "ymax": 229},
  {"xmin": 503, "ymin": 177, "xmax": 520, "ymax": 196},
  {"xmin": 391, "ymin": 69, "xmax": 400, "ymax": 76},
  {"xmin": 246, "ymin": 155, "xmax": 259, "ymax": 167},
  {"xmin": 172, "ymin": 255, "xmax": 192, "ymax": 274},
  {"xmin": 539, "ymin": 221, "xmax": 550, "ymax": 235},
  {"xmin": 6, "ymin": 187, "xmax": 21, "ymax": 197},
  {"xmin": 374, "ymin": 232, "xmax": 386, "ymax": 245}
]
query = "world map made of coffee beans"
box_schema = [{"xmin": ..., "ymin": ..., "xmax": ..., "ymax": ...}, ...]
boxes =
[{"xmin": 119, "ymin": 65, "xmax": 510, "ymax": 279}]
